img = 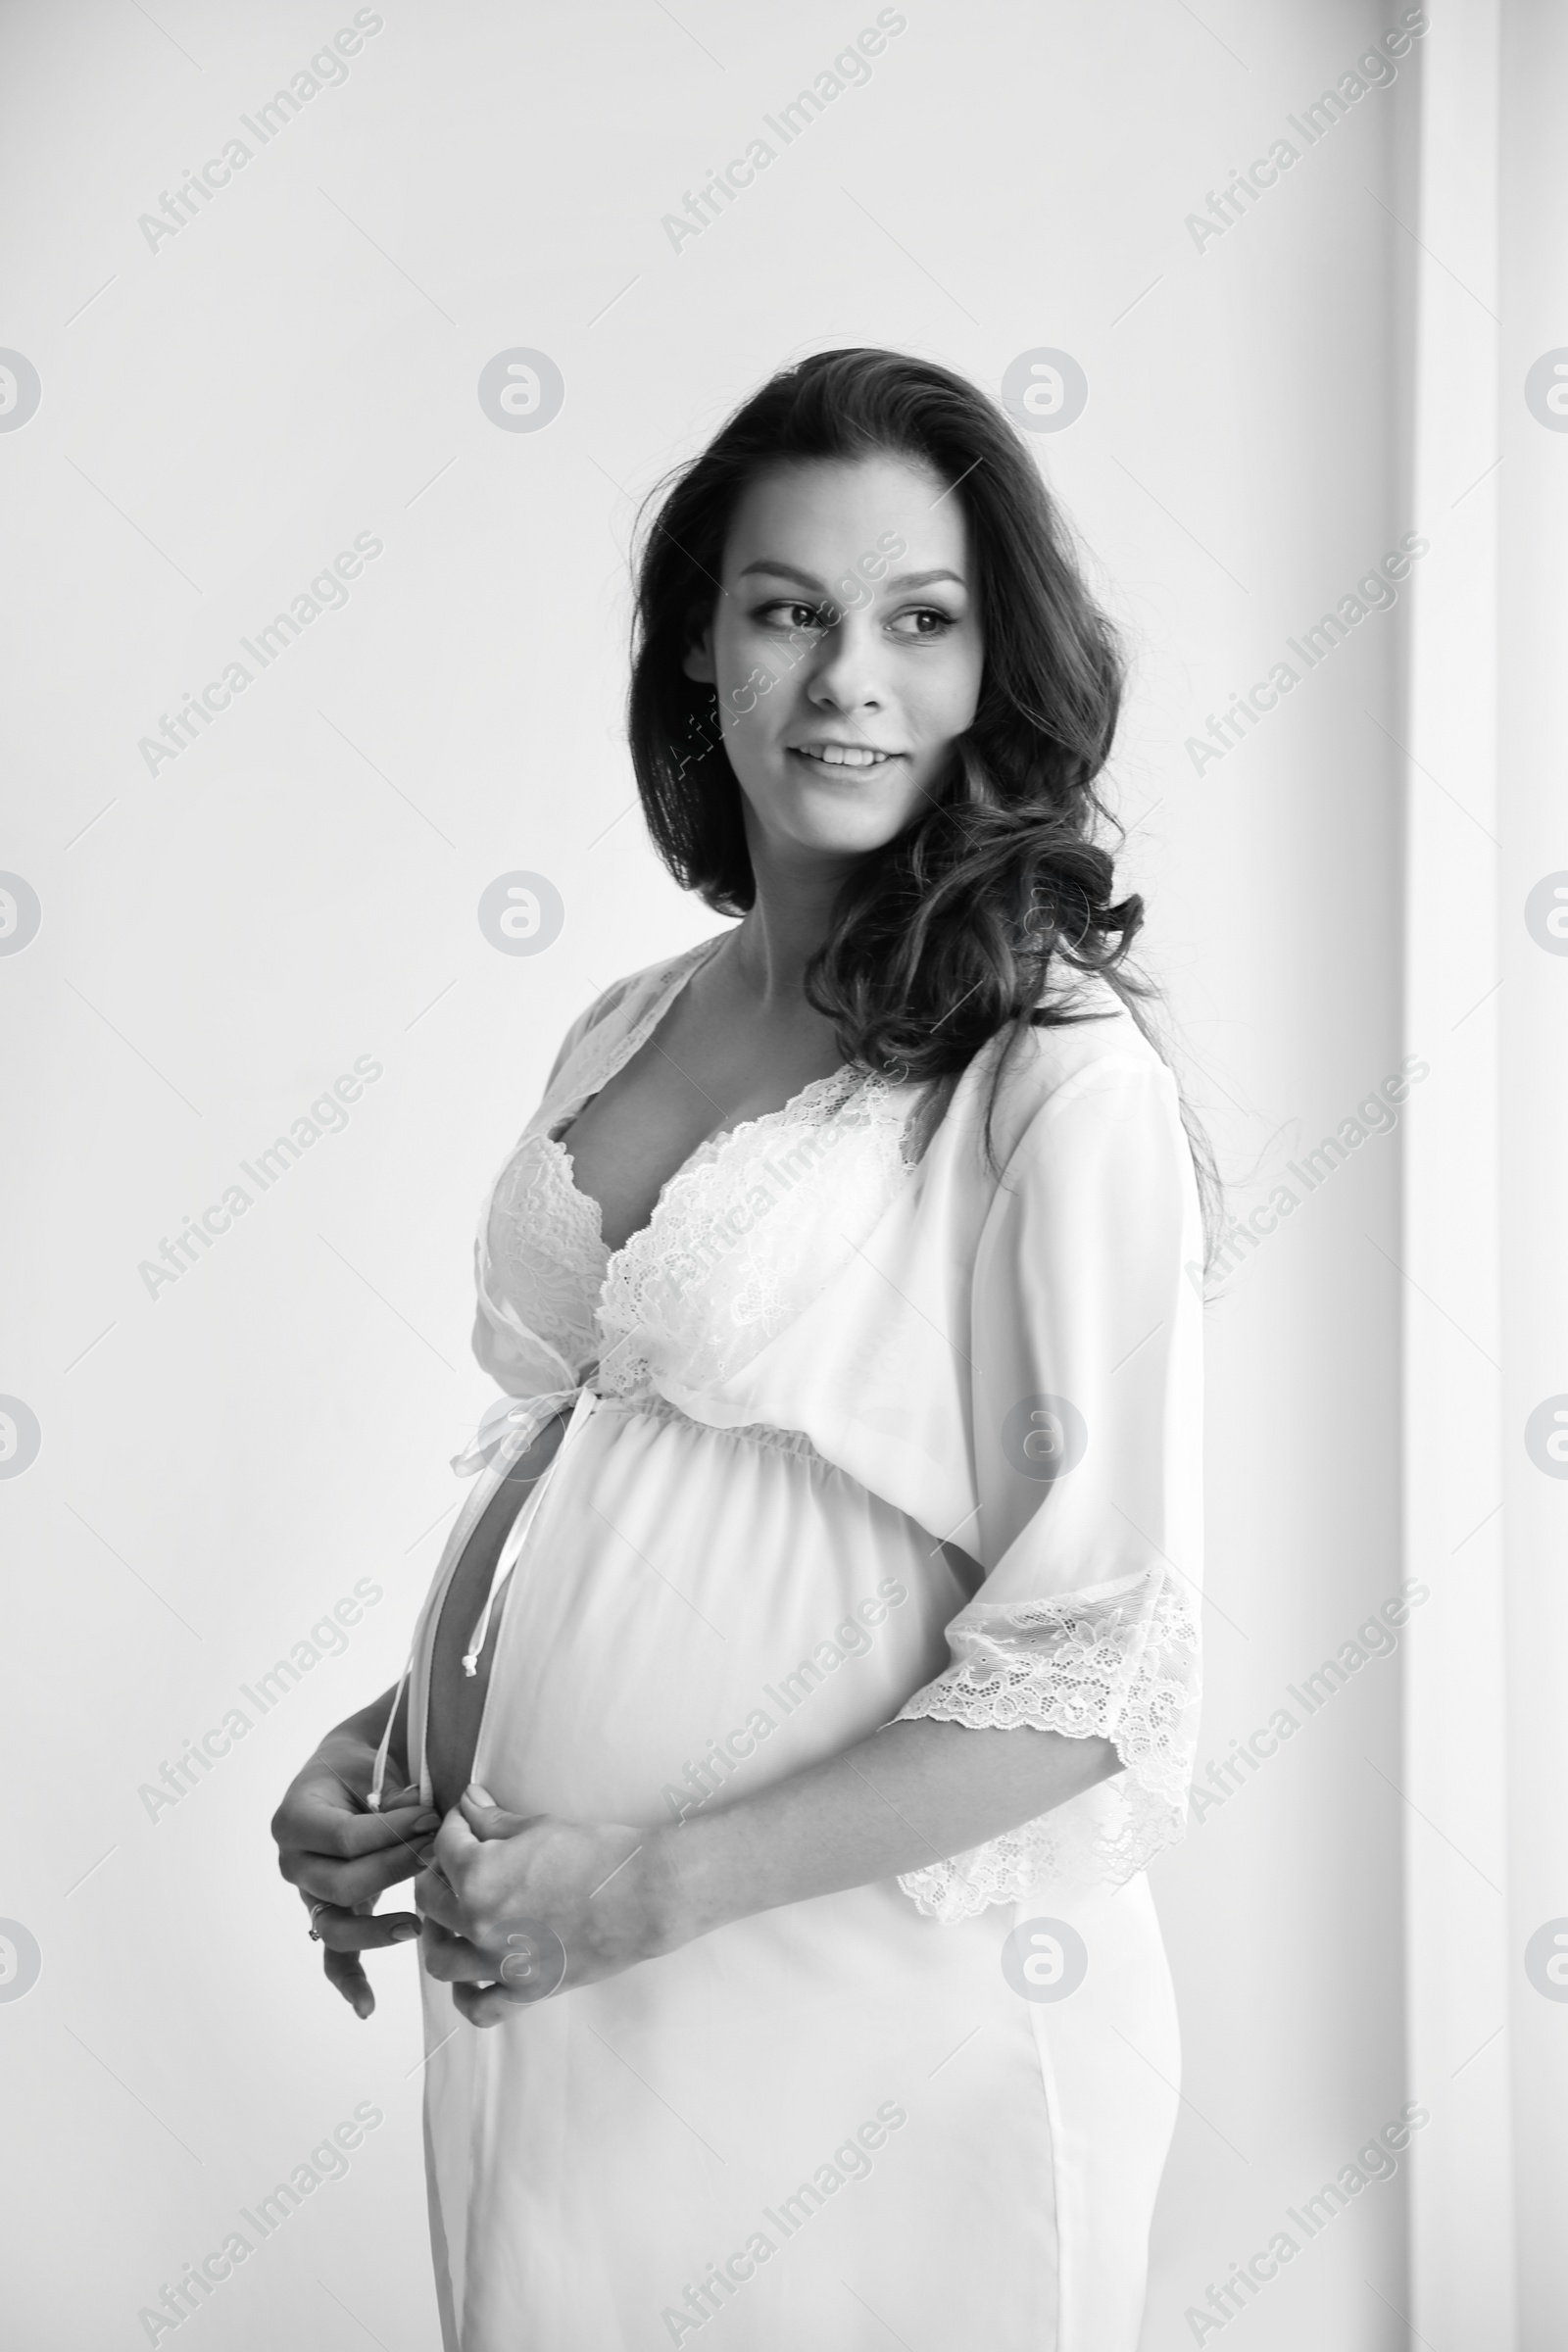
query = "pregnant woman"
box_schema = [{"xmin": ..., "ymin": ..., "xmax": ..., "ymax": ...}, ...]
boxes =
[{"xmin": 272, "ymin": 347, "xmax": 1212, "ymax": 2351}]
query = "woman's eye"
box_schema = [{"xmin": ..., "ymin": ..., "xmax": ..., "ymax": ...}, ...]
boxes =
[
  {"xmin": 759, "ymin": 600, "xmax": 827, "ymax": 632},
  {"xmin": 755, "ymin": 600, "xmax": 957, "ymax": 639},
  {"xmin": 891, "ymin": 608, "xmax": 955, "ymax": 638}
]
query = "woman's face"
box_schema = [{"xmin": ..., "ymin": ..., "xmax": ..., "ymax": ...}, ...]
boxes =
[{"xmin": 682, "ymin": 453, "xmax": 985, "ymax": 862}]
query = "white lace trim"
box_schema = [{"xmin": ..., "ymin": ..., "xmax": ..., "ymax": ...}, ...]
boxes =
[
  {"xmin": 479, "ymin": 1138, "xmax": 605, "ymax": 1378},
  {"xmin": 595, "ymin": 1064, "xmax": 919, "ymax": 1397},
  {"xmin": 478, "ymin": 939, "xmax": 931, "ymax": 1398},
  {"xmin": 473, "ymin": 942, "xmax": 718, "ymax": 1383},
  {"xmin": 892, "ymin": 1565, "xmax": 1201, "ymax": 1922},
  {"xmin": 474, "ymin": 935, "xmax": 932, "ymax": 1436}
]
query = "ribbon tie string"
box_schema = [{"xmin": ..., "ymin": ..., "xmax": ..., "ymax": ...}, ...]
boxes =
[{"xmin": 367, "ymin": 1382, "xmax": 595, "ymax": 1812}]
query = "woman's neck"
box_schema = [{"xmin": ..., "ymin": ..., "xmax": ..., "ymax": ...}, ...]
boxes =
[{"xmin": 722, "ymin": 835, "xmax": 861, "ymax": 1010}]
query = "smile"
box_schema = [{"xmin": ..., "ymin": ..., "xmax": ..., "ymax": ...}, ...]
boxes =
[{"xmin": 787, "ymin": 744, "xmax": 901, "ymax": 769}]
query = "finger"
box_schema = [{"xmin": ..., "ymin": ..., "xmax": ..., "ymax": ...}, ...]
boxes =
[
  {"xmin": 281, "ymin": 1750, "xmax": 428, "ymax": 1829},
  {"xmin": 414, "ymin": 1865, "xmax": 466, "ymax": 1936},
  {"xmin": 452, "ymin": 1979, "xmax": 536, "ymax": 2029},
  {"xmin": 458, "ymin": 1786, "xmax": 537, "ymax": 1842},
  {"xmin": 432, "ymin": 1806, "xmax": 483, "ymax": 1878},
  {"xmin": 276, "ymin": 1809, "xmax": 434, "ymax": 1886},
  {"xmin": 288, "ymin": 1841, "xmax": 434, "ymax": 1908},
  {"xmin": 334, "ymin": 1771, "xmax": 421, "ymax": 1814},
  {"xmin": 309, "ymin": 1797, "xmax": 440, "ymax": 1862},
  {"xmin": 313, "ymin": 1906, "xmax": 421, "ymax": 1954},
  {"xmin": 418, "ymin": 1923, "xmax": 496, "ymax": 1984},
  {"xmin": 322, "ymin": 1946, "xmax": 375, "ymax": 2020}
]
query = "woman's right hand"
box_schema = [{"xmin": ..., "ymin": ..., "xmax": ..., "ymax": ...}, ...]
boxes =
[{"xmin": 271, "ymin": 1732, "xmax": 440, "ymax": 2019}]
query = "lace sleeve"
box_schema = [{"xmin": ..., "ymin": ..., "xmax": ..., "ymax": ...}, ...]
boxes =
[
  {"xmin": 891, "ymin": 1054, "xmax": 1205, "ymax": 1923},
  {"xmin": 894, "ymin": 1565, "xmax": 1200, "ymax": 1920}
]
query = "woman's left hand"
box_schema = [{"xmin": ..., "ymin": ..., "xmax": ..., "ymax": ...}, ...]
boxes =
[{"xmin": 415, "ymin": 1785, "xmax": 676, "ymax": 2027}]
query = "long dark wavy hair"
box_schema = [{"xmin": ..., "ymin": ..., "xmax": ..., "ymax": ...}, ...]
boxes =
[{"xmin": 625, "ymin": 346, "xmax": 1224, "ymax": 1281}]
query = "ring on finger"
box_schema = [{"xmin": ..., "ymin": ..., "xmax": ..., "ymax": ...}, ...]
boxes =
[{"xmin": 308, "ymin": 1899, "xmax": 330, "ymax": 1942}]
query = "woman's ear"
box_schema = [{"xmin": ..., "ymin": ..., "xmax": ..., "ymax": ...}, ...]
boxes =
[{"xmin": 681, "ymin": 629, "xmax": 716, "ymax": 685}]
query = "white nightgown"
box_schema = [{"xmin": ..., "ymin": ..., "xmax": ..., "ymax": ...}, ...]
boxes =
[{"xmin": 387, "ymin": 931, "xmax": 1204, "ymax": 2352}]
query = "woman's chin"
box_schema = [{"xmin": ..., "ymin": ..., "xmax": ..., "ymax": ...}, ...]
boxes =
[{"xmin": 742, "ymin": 760, "xmax": 932, "ymax": 858}]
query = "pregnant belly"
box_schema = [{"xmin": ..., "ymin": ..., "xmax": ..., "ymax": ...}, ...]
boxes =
[
  {"xmin": 443, "ymin": 1394, "xmax": 967, "ymax": 1831},
  {"xmin": 423, "ymin": 1410, "xmax": 570, "ymax": 1819}
]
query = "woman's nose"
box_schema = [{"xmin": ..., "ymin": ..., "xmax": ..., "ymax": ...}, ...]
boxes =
[{"xmin": 806, "ymin": 615, "xmax": 885, "ymax": 716}]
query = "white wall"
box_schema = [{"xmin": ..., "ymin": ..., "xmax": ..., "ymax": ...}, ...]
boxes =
[
  {"xmin": 1399, "ymin": 4, "xmax": 1514, "ymax": 2343},
  {"xmin": 0, "ymin": 3, "xmax": 1449, "ymax": 2344},
  {"xmin": 1496, "ymin": 1, "xmax": 1568, "ymax": 2342}
]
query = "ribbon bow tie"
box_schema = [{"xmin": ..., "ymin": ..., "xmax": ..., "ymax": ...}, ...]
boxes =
[{"xmin": 449, "ymin": 1385, "xmax": 588, "ymax": 1479}]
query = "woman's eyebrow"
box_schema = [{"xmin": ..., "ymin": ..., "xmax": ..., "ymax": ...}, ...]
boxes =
[
  {"xmin": 736, "ymin": 560, "xmax": 830, "ymax": 588},
  {"xmin": 736, "ymin": 561, "xmax": 966, "ymax": 592}
]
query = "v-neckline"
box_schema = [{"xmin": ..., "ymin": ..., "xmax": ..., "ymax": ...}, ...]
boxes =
[{"xmin": 545, "ymin": 934, "xmax": 860, "ymax": 1270}]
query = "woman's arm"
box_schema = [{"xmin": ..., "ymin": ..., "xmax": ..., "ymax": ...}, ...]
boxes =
[
  {"xmin": 416, "ymin": 1718, "xmax": 1121, "ymax": 2025},
  {"xmin": 664, "ymin": 1713, "xmax": 1120, "ymax": 1930}
]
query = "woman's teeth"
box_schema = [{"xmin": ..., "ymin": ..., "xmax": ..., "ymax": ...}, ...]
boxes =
[{"xmin": 792, "ymin": 745, "xmax": 893, "ymax": 767}]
